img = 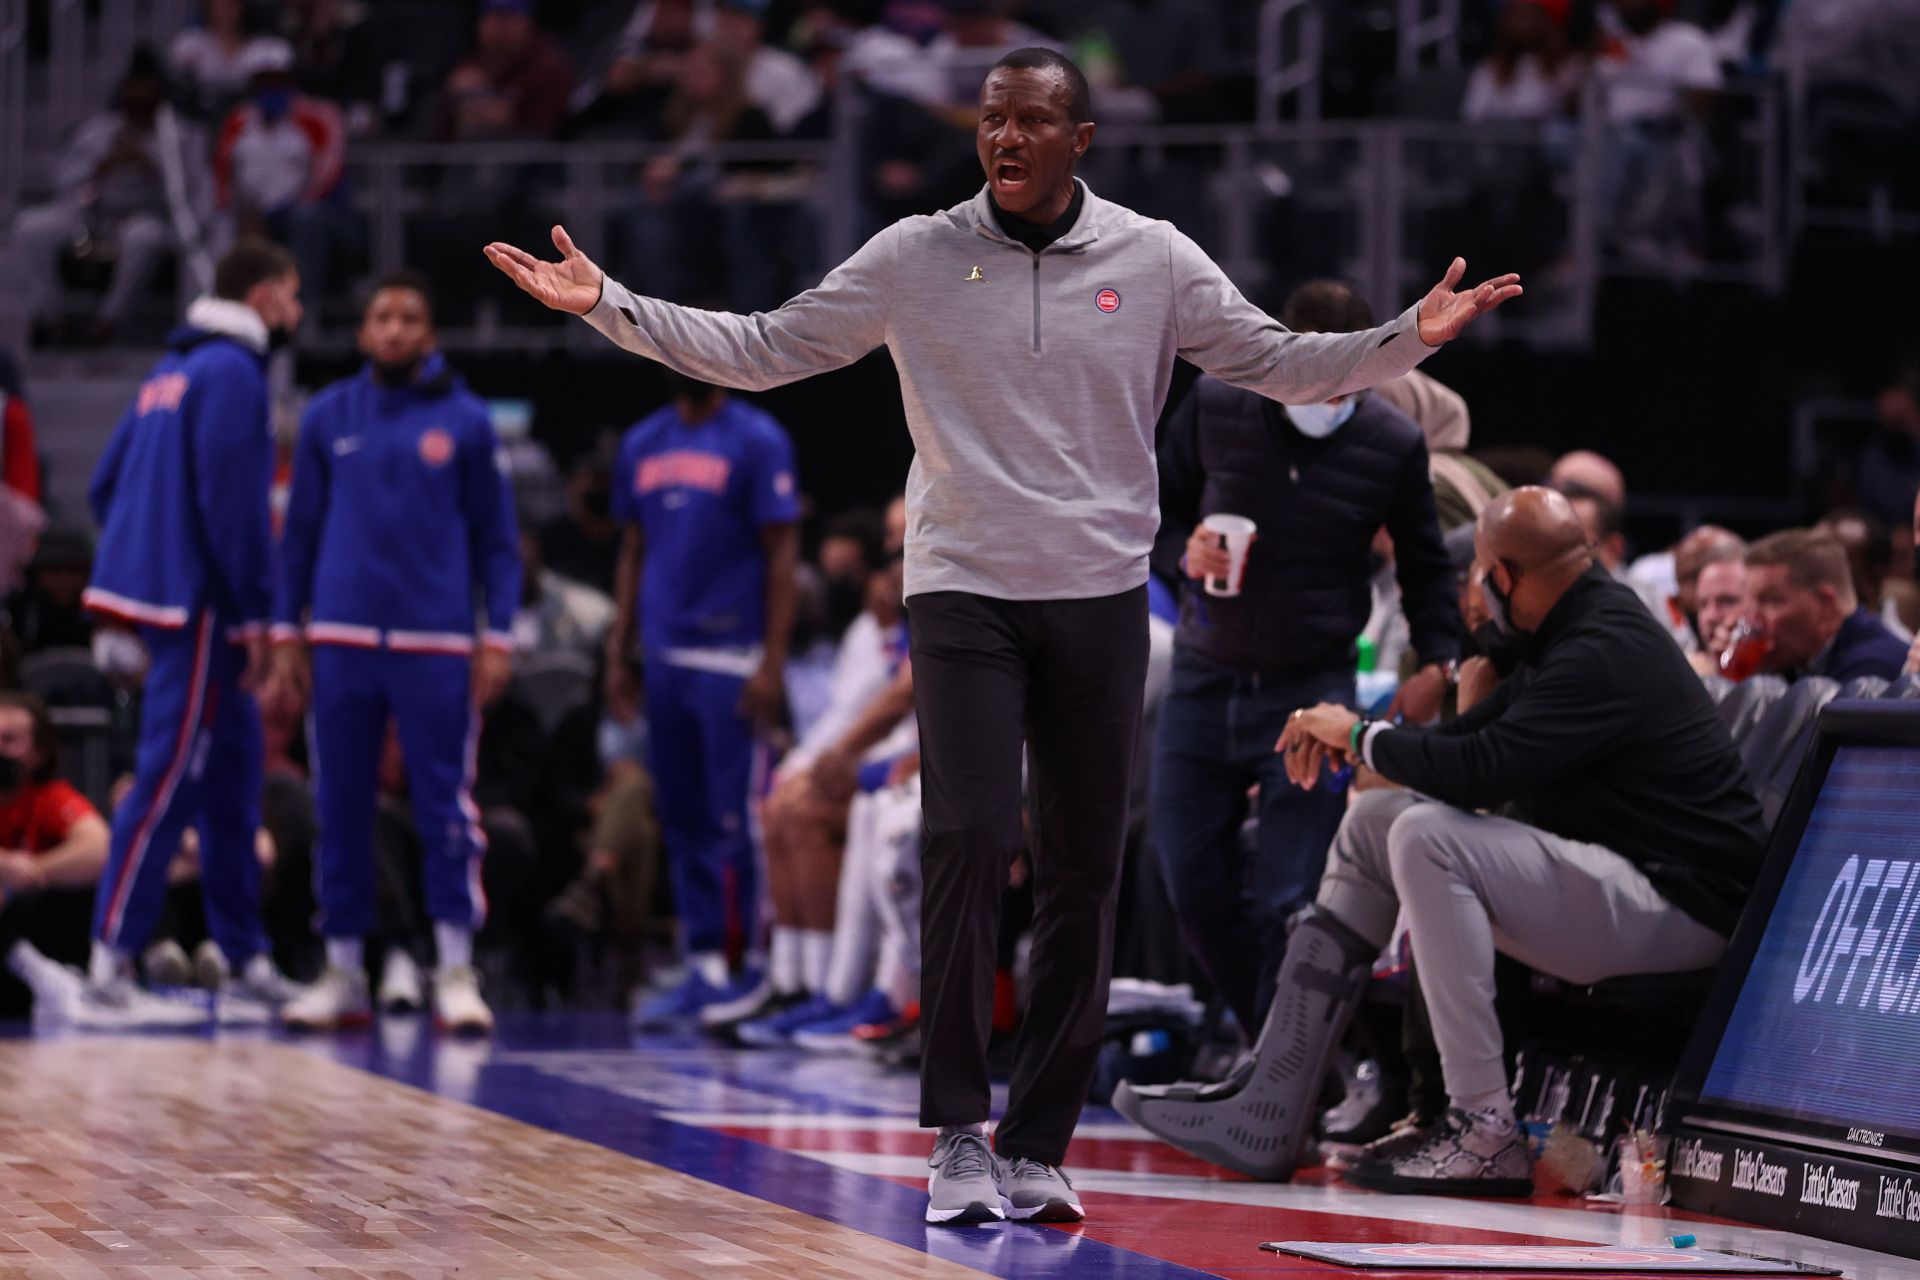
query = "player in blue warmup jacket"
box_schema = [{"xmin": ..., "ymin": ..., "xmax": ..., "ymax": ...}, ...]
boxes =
[
  {"xmin": 612, "ymin": 373, "xmax": 799, "ymax": 1025},
  {"xmin": 271, "ymin": 271, "xmax": 520, "ymax": 1034},
  {"xmin": 80, "ymin": 241, "xmax": 305, "ymax": 1016}
]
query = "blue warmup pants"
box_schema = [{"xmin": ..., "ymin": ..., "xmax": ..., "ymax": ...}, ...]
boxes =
[
  {"xmin": 94, "ymin": 614, "xmax": 267, "ymax": 964},
  {"xmin": 309, "ymin": 645, "xmax": 485, "ymax": 938},
  {"xmin": 645, "ymin": 659, "xmax": 764, "ymax": 957}
]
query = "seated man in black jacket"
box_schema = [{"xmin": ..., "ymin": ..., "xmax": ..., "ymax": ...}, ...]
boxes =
[
  {"xmin": 1150, "ymin": 279, "xmax": 1461, "ymax": 1038},
  {"xmin": 1115, "ymin": 488, "xmax": 1767, "ymax": 1196}
]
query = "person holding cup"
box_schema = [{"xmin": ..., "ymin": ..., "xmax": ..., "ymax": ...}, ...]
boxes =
[{"xmin": 1148, "ymin": 279, "xmax": 1463, "ymax": 1041}]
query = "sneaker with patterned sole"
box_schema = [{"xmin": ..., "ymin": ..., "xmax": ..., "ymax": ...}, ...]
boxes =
[
  {"xmin": 1341, "ymin": 1106, "xmax": 1534, "ymax": 1197},
  {"xmin": 995, "ymin": 1155, "xmax": 1084, "ymax": 1223},
  {"xmin": 926, "ymin": 1131, "xmax": 1005, "ymax": 1226}
]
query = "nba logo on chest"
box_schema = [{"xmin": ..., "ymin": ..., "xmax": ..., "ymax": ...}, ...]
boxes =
[{"xmin": 418, "ymin": 428, "xmax": 454, "ymax": 467}]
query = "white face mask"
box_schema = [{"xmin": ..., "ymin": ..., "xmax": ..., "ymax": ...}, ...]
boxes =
[{"xmin": 1287, "ymin": 398, "xmax": 1357, "ymax": 439}]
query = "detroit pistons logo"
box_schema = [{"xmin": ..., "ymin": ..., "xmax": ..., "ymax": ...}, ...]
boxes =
[
  {"xmin": 418, "ymin": 428, "xmax": 454, "ymax": 467},
  {"xmin": 1094, "ymin": 288, "xmax": 1121, "ymax": 314}
]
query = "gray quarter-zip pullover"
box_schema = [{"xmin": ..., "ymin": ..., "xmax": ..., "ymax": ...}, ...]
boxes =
[{"xmin": 584, "ymin": 180, "xmax": 1438, "ymax": 601}]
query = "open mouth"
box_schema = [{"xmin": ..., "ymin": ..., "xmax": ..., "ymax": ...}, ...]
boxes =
[{"xmin": 994, "ymin": 159, "xmax": 1029, "ymax": 189}]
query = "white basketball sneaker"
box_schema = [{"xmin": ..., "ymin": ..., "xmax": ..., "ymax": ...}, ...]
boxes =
[
  {"xmin": 434, "ymin": 964, "xmax": 494, "ymax": 1035},
  {"xmin": 379, "ymin": 950, "xmax": 425, "ymax": 1014},
  {"xmin": 282, "ymin": 966, "xmax": 373, "ymax": 1031}
]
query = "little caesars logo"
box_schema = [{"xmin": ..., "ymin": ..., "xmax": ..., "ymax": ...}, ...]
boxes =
[
  {"xmin": 1673, "ymin": 1139, "xmax": 1725, "ymax": 1183},
  {"xmin": 1878, "ymin": 1176, "xmax": 1920, "ymax": 1222},
  {"xmin": 1733, "ymin": 1148, "xmax": 1790, "ymax": 1196},
  {"xmin": 1801, "ymin": 1163, "xmax": 1862, "ymax": 1211}
]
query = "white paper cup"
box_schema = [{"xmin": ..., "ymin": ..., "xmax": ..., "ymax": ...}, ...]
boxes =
[{"xmin": 1202, "ymin": 513, "xmax": 1257, "ymax": 597}]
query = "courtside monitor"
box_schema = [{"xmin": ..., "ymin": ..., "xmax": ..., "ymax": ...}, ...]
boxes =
[{"xmin": 1670, "ymin": 699, "xmax": 1920, "ymax": 1257}]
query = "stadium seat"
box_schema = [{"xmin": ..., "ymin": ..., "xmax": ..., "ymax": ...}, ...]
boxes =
[
  {"xmin": 1716, "ymin": 674, "xmax": 1788, "ymax": 743},
  {"xmin": 1697, "ymin": 673, "xmax": 1734, "ymax": 705},
  {"xmin": 1739, "ymin": 677, "xmax": 1841, "ymax": 829},
  {"xmin": 1838, "ymin": 675, "xmax": 1891, "ymax": 700}
]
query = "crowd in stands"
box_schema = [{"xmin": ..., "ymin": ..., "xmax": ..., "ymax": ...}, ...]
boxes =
[
  {"xmin": 15, "ymin": 0, "xmax": 1909, "ymax": 338},
  {"xmin": 2, "ymin": 0, "xmax": 1919, "ymax": 1201}
]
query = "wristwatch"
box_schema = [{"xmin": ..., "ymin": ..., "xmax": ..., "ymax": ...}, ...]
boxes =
[{"xmin": 1441, "ymin": 658, "xmax": 1461, "ymax": 688}]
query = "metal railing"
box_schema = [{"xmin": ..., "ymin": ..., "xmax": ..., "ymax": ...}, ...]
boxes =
[
  {"xmin": 1397, "ymin": 0, "xmax": 1462, "ymax": 77},
  {"xmin": 0, "ymin": 0, "xmax": 24, "ymax": 225},
  {"xmin": 1257, "ymin": 0, "xmax": 1322, "ymax": 123}
]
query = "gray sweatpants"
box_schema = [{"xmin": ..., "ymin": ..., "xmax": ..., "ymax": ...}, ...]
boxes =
[{"xmin": 1316, "ymin": 790, "xmax": 1726, "ymax": 1101}]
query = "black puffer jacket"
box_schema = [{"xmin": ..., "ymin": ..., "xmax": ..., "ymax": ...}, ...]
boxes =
[{"xmin": 1152, "ymin": 376, "xmax": 1461, "ymax": 675}]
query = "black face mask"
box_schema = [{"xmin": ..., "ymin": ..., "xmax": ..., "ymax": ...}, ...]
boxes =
[
  {"xmin": 824, "ymin": 575, "xmax": 866, "ymax": 637},
  {"xmin": 267, "ymin": 324, "xmax": 296, "ymax": 351},
  {"xmin": 0, "ymin": 754, "xmax": 25, "ymax": 792},
  {"xmin": 581, "ymin": 487, "xmax": 612, "ymax": 520}
]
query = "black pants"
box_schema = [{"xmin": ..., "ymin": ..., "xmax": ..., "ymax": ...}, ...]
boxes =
[{"xmin": 911, "ymin": 587, "xmax": 1149, "ymax": 1166}]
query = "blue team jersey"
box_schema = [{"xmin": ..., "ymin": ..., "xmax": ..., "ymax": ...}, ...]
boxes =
[{"xmin": 612, "ymin": 398, "xmax": 800, "ymax": 655}]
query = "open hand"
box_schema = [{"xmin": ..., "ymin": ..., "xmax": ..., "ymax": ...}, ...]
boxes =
[
  {"xmin": 1416, "ymin": 257, "xmax": 1523, "ymax": 346},
  {"xmin": 483, "ymin": 225, "xmax": 605, "ymax": 316}
]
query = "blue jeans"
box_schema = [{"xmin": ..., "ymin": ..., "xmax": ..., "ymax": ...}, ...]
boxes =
[{"xmin": 1149, "ymin": 649, "xmax": 1354, "ymax": 1032}]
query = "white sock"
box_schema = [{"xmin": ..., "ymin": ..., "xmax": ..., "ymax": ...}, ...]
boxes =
[
  {"xmin": 800, "ymin": 929, "xmax": 834, "ymax": 994},
  {"xmin": 433, "ymin": 923, "xmax": 473, "ymax": 974},
  {"xmin": 690, "ymin": 951, "xmax": 729, "ymax": 987},
  {"xmin": 939, "ymin": 1122, "xmax": 988, "ymax": 1139},
  {"xmin": 89, "ymin": 943, "xmax": 130, "ymax": 985},
  {"xmin": 1457, "ymin": 1089, "xmax": 1516, "ymax": 1126},
  {"xmin": 770, "ymin": 926, "xmax": 802, "ymax": 995},
  {"xmin": 326, "ymin": 937, "xmax": 365, "ymax": 975}
]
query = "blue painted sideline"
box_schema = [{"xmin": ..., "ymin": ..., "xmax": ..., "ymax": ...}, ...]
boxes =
[{"xmin": 307, "ymin": 1012, "xmax": 1221, "ymax": 1280}]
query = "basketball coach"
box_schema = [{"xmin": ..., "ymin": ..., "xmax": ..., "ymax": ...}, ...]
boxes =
[{"xmin": 486, "ymin": 47, "xmax": 1520, "ymax": 1226}]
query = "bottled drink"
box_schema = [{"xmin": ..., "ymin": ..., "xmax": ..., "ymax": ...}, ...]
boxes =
[{"xmin": 1719, "ymin": 620, "xmax": 1772, "ymax": 682}]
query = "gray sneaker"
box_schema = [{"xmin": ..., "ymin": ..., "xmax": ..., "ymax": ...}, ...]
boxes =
[
  {"xmin": 996, "ymin": 1155, "xmax": 1084, "ymax": 1223},
  {"xmin": 926, "ymin": 1131, "xmax": 1005, "ymax": 1226}
]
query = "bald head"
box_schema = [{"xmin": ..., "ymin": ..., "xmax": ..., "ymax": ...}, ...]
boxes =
[
  {"xmin": 1474, "ymin": 487, "xmax": 1596, "ymax": 632},
  {"xmin": 1479, "ymin": 486, "xmax": 1594, "ymax": 571}
]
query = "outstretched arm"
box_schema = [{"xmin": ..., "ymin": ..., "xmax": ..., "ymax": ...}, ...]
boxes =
[
  {"xmin": 1173, "ymin": 232, "xmax": 1520, "ymax": 405},
  {"xmin": 485, "ymin": 224, "xmax": 896, "ymax": 392}
]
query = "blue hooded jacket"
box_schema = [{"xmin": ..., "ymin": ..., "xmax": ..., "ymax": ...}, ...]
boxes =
[
  {"xmin": 85, "ymin": 298, "xmax": 274, "ymax": 632},
  {"xmin": 273, "ymin": 352, "xmax": 520, "ymax": 654}
]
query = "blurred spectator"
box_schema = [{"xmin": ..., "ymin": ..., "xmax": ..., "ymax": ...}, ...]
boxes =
[
  {"xmin": 624, "ymin": 40, "xmax": 808, "ymax": 311},
  {"xmin": 539, "ymin": 457, "xmax": 621, "ymax": 596},
  {"xmin": 0, "ymin": 693, "xmax": 112, "ymax": 1019},
  {"xmin": 713, "ymin": 0, "xmax": 824, "ymax": 135},
  {"xmin": 1776, "ymin": 0, "xmax": 1920, "ymax": 118},
  {"xmin": 1668, "ymin": 524, "xmax": 1745, "ymax": 651},
  {"xmin": 1080, "ymin": 0, "xmax": 1231, "ymax": 124},
  {"xmin": 1848, "ymin": 359, "xmax": 1920, "ymax": 530},
  {"xmin": 213, "ymin": 44, "xmax": 354, "ymax": 316},
  {"xmin": 1461, "ymin": 0, "xmax": 1582, "ymax": 122},
  {"xmin": 170, "ymin": 0, "xmax": 293, "ymax": 119},
  {"xmin": 1548, "ymin": 448, "xmax": 1625, "ymax": 505},
  {"xmin": 925, "ymin": 0, "xmax": 1060, "ymax": 114},
  {"xmin": 439, "ymin": 0, "xmax": 574, "ymax": 142},
  {"xmin": 1745, "ymin": 529, "xmax": 1907, "ymax": 682},
  {"xmin": 6, "ymin": 529, "xmax": 96, "ymax": 655},
  {"xmin": 1593, "ymin": 0, "xmax": 1722, "ymax": 254},
  {"xmin": 513, "ymin": 529, "xmax": 617, "ymax": 660},
  {"xmin": 817, "ymin": 507, "xmax": 887, "ymax": 638},
  {"xmin": 1688, "ymin": 550, "xmax": 1749, "ymax": 677},
  {"xmin": 283, "ymin": 0, "xmax": 386, "ymax": 133},
  {"xmin": 1561, "ymin": 484, "xmax": 1627, "ymax": 571},
  {"xmin": 0, "ymin": 358, "xmax": 42, "ymax": 504},
  {"xmin": 1818, "ymin": 508, "xmax": 1909, "ymax": 641},
  {"xmin": 572, "ymin": 0, "xmax": 700, "ymax": 137},
  {"xmin": 788, "ymin": 1, "xmax": 935, "ymax": 106},
  {"xmin": 13, "ymin": 50, "xmax": 212, "ymax": 346},
  {"xmin": 1594, "ymin": 0, "xmax": 1722, "ymax": 123},
  {"xmin": 1375, "ymin": 371, "xmax": 1508, "ymax": 533}
]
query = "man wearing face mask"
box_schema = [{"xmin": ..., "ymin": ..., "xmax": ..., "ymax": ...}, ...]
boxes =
[
  {"xmin": 269, "ymin": 270, "xmax": 520, "ymax": 1034},
  {"xmin": 1121, "ymin": 487, "xmax": 1766, "ymax": 1195},
  {"xmin": 1148, "ymin": 278, "xmax": 1461, "ymax": 1042},
  {"xmin": 212, "ymin": 43, "xmax": 349, "ymax": 318},
  {"xmin": 82, "ymin": 240, "xmax": 303, "ymax": 1018}
]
